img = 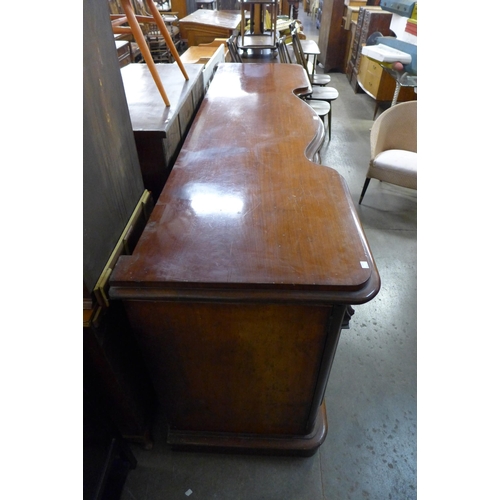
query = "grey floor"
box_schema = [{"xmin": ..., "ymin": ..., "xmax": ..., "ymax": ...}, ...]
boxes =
[{"xmin": 121, "ymin": 4, "xmax": 417, "ymax": 499}]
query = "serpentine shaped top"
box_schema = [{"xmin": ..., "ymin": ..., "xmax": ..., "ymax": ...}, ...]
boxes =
[{"xmin": 111, "ymin": 64, "xmax": 379, "ymax": 303}]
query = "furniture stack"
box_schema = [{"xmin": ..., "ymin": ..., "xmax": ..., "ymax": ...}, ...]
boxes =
[
  {"xmin": 318, "ymin": 0, "xmax": 377, "ymax": 73},
  {"xmin": 179, "ymin": 9, "xmax": 242, "ymax": 46},
  {"xmin": 109, "ymin": 0, "xmax": 183, "ymax": 63},
  {"xmin": 345, "ymin": 6, "xmax": 417, "ymax": 117},
  {"xmin": 356, "ymin": 54, "xmax": 416, "ymax": 118},
  {"xmin": 238, "ymin": 0, "xmax": 278, "ymax": 51},
  {"xmin": 119, "ymin": 62, "xmax": 205, "ymax": 201},
  {"xmin": 345, "ymin": 7, "xmax": 392, "ymax": 90}
]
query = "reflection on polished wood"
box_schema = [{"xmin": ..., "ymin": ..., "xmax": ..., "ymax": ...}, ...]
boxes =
[{"xmin": 110, "ymin": 64, "xmax": 380, "ymax": 456}]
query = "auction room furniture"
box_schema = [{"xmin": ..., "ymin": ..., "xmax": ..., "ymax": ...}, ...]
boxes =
[
  {"xmin": 195, "ymin": 0, "xmax": 215, "ymax": 8},
  {"xmin": 359, "ymin": 100, "xmax": 417, "ymax": 204},
  {"xmin": 277, "ymin": 35, "xmax": 331, "ymax": 142},
  {"xmin": 180, "ymin": 38, "xmax": 229, "ymax": 62},
  {"xmin": 180, "ymin": 43, "xmax": 227, "ymax": 90},
  {"xmin": 115, "ymin": 40, "xmax": 133, "ymax": 66},
  {"xmin": 120, "ymin": 62, "xmax": 205, "ymax": 201},
  {"xmin": 110, "ymin": 63, "xmax": 380, "ymax": 456},
  {"xmin": 238, "ymin": 0, "xmax": 278, "ymax": 51},
  {"xmin": 179, "ymin": 9, "xmax": 242, "ymax": 45},
  {"xmin": 383, "ymin": 65, "xmax": 417, "ymax": 106},
  {"xmin": 291, "ymin": 29, "xmax": 338, "ymax": 142},
  {"xmin": 84, "ymin": 0, "xmax": 156, "ymax": 450},
  {"xmin": 227, "ymin": 33, "xmax": 243, "ymax": 61},
  {"xmin": 290, "ymin": 23, "xmax": 329, "ymax": 85},
  {"xmin": 110, "ymin": 0, "xmax": 189, "ymax": 106},
  {"xmin": 356, "ymin": 54, "xmax": 416, "ymax": 118},
  {"xmin": 316, "ymin": 1, "xmax": 384, "ymax": 72},
  {"xmin": 317, "ymin": 0, "xmax": 356, "ymax": 72},
  {"xmin": 346, "ymin": 7, "xmax": 392, "ymax": 91}
]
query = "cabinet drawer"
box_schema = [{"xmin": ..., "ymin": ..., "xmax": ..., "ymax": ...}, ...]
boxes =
[
  {"xmin": 362, "ymin": 72, "xmax": 381, "ymax": 96},
  {"xmin": 366, "ymin": 58, "xmax": 383, "ymax": 77},
  {"xmin": 357, "ymin": 55, "xmax": 382, "ymax": 97}
]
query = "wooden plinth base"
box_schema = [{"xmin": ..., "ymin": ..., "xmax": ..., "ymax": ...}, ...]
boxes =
[{"xmin": 167, "ymin": 401, "xmax": 328, "ymax": 457}]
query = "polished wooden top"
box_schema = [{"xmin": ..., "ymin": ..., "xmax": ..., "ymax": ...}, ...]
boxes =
[
  {"xmin": 111, "ymin": 64, "xmax": 379, "ymax": 303},
  {"xmin": 178, "ymin": 9, "xmax": 242, "ymax": 30}
]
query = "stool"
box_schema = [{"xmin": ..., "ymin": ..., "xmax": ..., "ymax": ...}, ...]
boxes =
[{"xmin": 307, "ymin": 100, "xmax": 331, "ymax": 141}]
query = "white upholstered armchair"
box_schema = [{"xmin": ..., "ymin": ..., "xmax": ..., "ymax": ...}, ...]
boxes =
[{"xmin": 359, "ymin": 101, "xmax": 417, "ymax": 204}]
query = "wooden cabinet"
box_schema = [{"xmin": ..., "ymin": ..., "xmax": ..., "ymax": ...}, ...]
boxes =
[
  {"xmin": 346, "ymin": 7, "xmax": 392, "ymax": 90},
  {"xmin": 110, "ymin": 64, "xmax": 380, "ymax": 456},
  {"xmin": 115, "ymin": 40, "xmax": 132, "ymax": 67},
  {"xmin": 120, "ymin": 63, "xmax": 204, "ymax": 201},
  {"xmin": 357, "ymin": 54, "xmax": 417, "ymax": 117},
  {"xmin": 318, "ymin": 0, "xmax": 381, "ymax": 73},
  {"xmin": 317, "ymin": 0, "xmax": 348, "ymax": 72}
]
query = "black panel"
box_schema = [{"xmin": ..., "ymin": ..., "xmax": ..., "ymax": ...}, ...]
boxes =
[{"xmin": 83, "ymin": 0, "xmax": 145, "ymax": 292}]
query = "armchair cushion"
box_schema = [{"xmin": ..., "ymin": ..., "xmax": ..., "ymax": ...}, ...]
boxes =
[{"xmin": 371, "ymin": 149, "xmax": 417, "ymax": 190}]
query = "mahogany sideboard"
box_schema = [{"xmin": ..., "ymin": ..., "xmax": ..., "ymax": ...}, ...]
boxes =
[{"xmin": 110, "ymin": 63, "xmax": 380, "ymax": 456}]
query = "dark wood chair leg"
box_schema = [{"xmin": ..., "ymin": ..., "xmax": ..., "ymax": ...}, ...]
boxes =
[
  {"xmin": 328, "ymin": 107, "xmax": 331, "ymax": 141},
  {"xmin": 359, "ymin": 178, "xmax": 371, "ymax": 204}
]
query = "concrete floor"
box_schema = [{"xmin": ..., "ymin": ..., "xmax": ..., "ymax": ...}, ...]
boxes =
[{"xmin": 121, "ymin": 4, "xmax": 417, "ymax": 499}]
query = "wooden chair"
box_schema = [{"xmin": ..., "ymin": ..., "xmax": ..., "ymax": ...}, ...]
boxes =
[
  {"xmin": 276, "ymin": 34, "xmax": 292, "ymax": 64},
  {"xmin": 227, "ymin": 34, "xmax": 243, "ymax": 62},
  {"xmin": 276, "ymin": 36, "xmax": 331, "ymax": 141},
  {"xmin": 288, "ymin": 30, "xmax": 338, "ymax": 139},
  {"xmin": 290, "ymin": 24, "xmax": 330, "ymax": 86},
  {"xmin": 307, "ymin": 100, "xmax": 331, "ymax": 142},
  {"xmin": 110, "ymin": 0, "xmax": 189, "ymax": 106}
]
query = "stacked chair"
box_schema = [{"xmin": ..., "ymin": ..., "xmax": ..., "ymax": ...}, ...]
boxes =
[
  {"xmin": 276, "ymin": 35, "xmax": 331, "ymax": 142},
  {"xmin": 288, "ymin": 22, "xmax": 329, "ymax": 86},
  {"xmin": 277, "ymin": 24, "xmax": 338, "ymax": 142},
  {"xmin": 227, "ymin": 34, "xmax": 243, "ymax": 62}
]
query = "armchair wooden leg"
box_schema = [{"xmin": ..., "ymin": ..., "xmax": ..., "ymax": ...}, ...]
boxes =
[{"xmin": 359, "ymin": 178, "xmax": 371, "ymax": 204}]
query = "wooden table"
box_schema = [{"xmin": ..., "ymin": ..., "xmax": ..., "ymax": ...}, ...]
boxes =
[
  {"xmin": 110, "ymin": 64, "xmax": 380, "ymax": 456},
  {"xmin": 178, "ymin": 9, "xmax": 242, "ymax": 46}
]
